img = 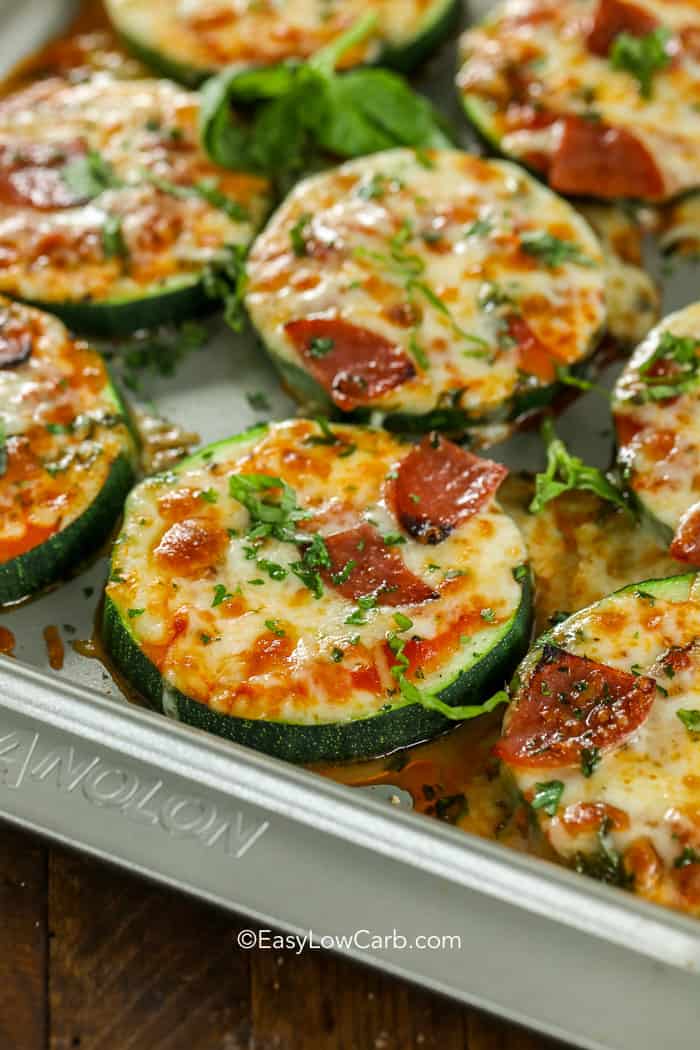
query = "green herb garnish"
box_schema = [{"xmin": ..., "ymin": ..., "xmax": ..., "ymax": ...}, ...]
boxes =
[
  {"xmin": 610, "ymin": 27, "xmax": 672, "ymax": 99},
  {"xmin": 530, "ymin": 419, "xmax": 629, "ymax": 515},
  {"xmin": 677, "ymin": 708, "xmax": 700, "ymax": 735},
  {"xmin": 530, "ymin": 780, "xmax": 564, "ymax": 817},
  {"xmin": 520, "ymin": 231, "xmax": 595, "ymax": 269}
]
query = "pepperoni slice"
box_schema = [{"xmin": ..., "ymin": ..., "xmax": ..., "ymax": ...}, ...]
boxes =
[
  {"xmin": 0, "ymin": 139, "xmax": 89, "ymax": 211},
  {"xmin": 284, "ymin": 317, "xmax": 415, "ymax": 411},
  {"xmin": 391, "ymin": 435, "xmax": 507, "ymax": 545},
  {"xmin": 322, "ymin": 523, "xmax": 438, "ymax": 606},
  {"xmin": 507, "ymin": 315, "xmax": 557, "ymax": 382},
  {"xmin": 0, "ymin": 309, "xmax": 32, "ymax": 369},
  {"xmin": 587, "ymin": 0, "xmax": 659, "ymax": 56},
  {"xmin": 495, "ymin": 644, "xmax": 656, "ymax": 768},
  {"xmin": 549, "ymin": 117, "xmax": 665, "ymax": 201},
  {"xmin": 670, "ymin": 503, "xmax": 700, "ymax": 564}
]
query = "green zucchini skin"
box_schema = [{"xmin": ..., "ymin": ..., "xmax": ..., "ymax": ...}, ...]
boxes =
[
  {"xmin": 103, "ymin": 570, "xmax": 532, "ymax": 764},
  {"xmin": 0, "ymin": 453, "xmax": 136, "ymax": 605},
  {"xmin": 23, "ymin": 279, "xmax": 212, "ymax": 339},
  {"xmin": 116, "ymin": 0, "xmax": 460, "ymax": 87},
  {"xmin": 261, "ymin": 335, "xmax": 601, "ymax": 438}
]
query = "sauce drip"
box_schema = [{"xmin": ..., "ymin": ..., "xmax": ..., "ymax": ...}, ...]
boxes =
[
  {"xmin": 42, "ymin": 625, "xmax": 64, "ymax": 671},
  {"xmin": 0, "ymin": 625, "xmax": 15, "ymax": 656}
]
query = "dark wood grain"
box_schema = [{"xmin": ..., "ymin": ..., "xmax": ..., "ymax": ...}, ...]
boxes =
[
  {"xmin": 0, "ymin": 822, "xmax": 564, "ymax": 1050},
  {"xmin": 0, "ymin": 825, "xmax": 47, "ymax": 1050}
]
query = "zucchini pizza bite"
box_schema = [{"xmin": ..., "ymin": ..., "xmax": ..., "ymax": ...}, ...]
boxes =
[
  {"xmin": 244, "ymin": 149, "xmax": 606, "ymax": 437},
  {"xmin": 0, "ymin": 75, "xmax": 270, "ymax": 336},
  {"xmin": 103, "ymin": 419, "xmax": 532, "ymax": 762},
  {"xmin": 613, "ymin": 303, "xmax": 700, "ymax": 564},
  {"xmin": 104, "ymin": 0, "xmax": 458, "ymax": 86},
  {"xmin": 457, "ymin": 0, "xmax": 700, "ymax": 202},
  {"xmin": 498, "ymin": 574, "xmax": 700, "ymax": 912},
  {"xmin": 0, "ymin": 298, "xmax": 137, "ymax": 604}
]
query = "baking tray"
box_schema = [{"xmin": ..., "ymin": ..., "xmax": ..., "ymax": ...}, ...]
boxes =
[{"xmin": 2, "ymin": 3, "xmax": 700, "ymax": 1048}]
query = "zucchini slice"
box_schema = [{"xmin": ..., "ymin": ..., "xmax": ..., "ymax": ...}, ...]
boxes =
[
  {"xmin": 103, "ymin": 419, "xmax": 533, "ymax": 762},
  {"xmin": 457, "ymin": 0, "xmax": 700, "ymax": 203},
  {"xmin": 244, "ymin": 149, "xmax": 606, "ymax": 437},
  {"xmin": 105, "ymin": 0, "xmax": 459, "ymax": 86},
  {"xmin": 498, "ymin": 573, "xmax": 700, "ymax": 911},
  {"xmin": 613, "ymin": 304, "xmax": 700, "ymax": 563},
  {"xmin": 0, "ymin": 76, "xmax": 271, "ymax": 336},
  {"xmin": 0, "ymin": 298, "xmax": 137, "ymax": 604}
]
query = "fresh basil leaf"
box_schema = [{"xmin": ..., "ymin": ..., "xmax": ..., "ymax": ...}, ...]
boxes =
[
  {"xmin": 530, "ymin": 419, "xmax": 630, "ymax": 516},
  {"xmin": 677, "ymin": 708, "xmax": 700, "ymax": 735},
  {"xmin": 635, "ymin": 330, "xmax": 700, "ymax": 402},
  {"xmin": 199, "ymin": 14, "xmax": 452, "ymax": 183}
]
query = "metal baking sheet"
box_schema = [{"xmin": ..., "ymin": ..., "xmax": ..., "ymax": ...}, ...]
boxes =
[{"xmin": 2, "ymin": 3, "xmax": 700, "ymax": 1048}]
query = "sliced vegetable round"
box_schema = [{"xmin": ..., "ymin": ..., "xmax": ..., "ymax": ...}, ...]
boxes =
[
  {"xmin": 105, "ymin": 0, "xmax": 458, "ymax": 86},
  {"xmin": 457, "ymin": 0, "xmax": 700, "ymax": 202},
  {"xmin": 499, "ymin": 574, "xmax": 700, "ymax": 911},
  {"xmin": 0, "ymin": 298, "xmax": 137, "ymax": 604},
  {"xmin": 244, "ymin": 149, "xmax": 606, "ymax": 435},
  {"xmin": 103, "ymin": 419, "xmax": 532, "ymax": 762},
  {"xmin": 0, "ymin": 76, "xmax": 270, "ymax": 335},
  {"xmin": 613, "ymin": 303, "xmax": 700, "ymax": 563}
]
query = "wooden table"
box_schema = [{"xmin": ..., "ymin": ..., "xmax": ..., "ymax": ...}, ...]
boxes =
[{"xmin": 1, "ymin": 823, "xmax": 564, "ymax": 1049}]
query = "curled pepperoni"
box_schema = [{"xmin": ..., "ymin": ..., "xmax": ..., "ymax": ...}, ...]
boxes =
[
  {"xmin": 0, "ymin": 309, "xmax": 32, "ymax": 368},
  {"xmin": 587, "ymin": 0, "xmax": 659, "ymax": 57},
  {"xmin": 549, "ymin": 116, "xmax": 665, "ymax": 201},
  {"xmin": 507, "ymin": 315, "xmax": 557, "ymax": 382},
  {"xmin": 322, "ymin": 523, "xmax": 438, "ymax": 606},
  {"xmin": 0, "ymin": 139, "xmax": 89, "ymax": 211},
  {"xmin": 670, "ymin": 503, "xmax": 700, "ymax": 564},
  {"xmin": 495, "ymin": 644, "xmax": 656, "ymax": 768},
  {"xmin": 391, "ymin": 435, "xmax": 507, "ymax": 545},
  {"xmin": 284, "ymin": 317, "xmax": 415, "ymax": 411}
]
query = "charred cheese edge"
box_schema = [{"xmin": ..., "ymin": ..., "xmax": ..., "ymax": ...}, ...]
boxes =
[
  {"xmin": 103, "ymin": 419, "xmax": 532, "ymax": 762},
  {"xmin": 0, "ymin": 297, "xmax": 137, "ymax": 603},
  {"xmin": 244, "ymin": 149, "xmax": 606, "ymax": 434},
  {"xmin": 501, "ymin": 574, "xmax": 700, "ymax": 914},
  {"xmin": 613, "ymin": 303, "xmax": 700, "ymax": 559},
  {"xmin": 457, "ymin": 0, "xmax": 700, "ymax": 202},
  {"xmin": 0, "ymin": 76, "xmax": 270, "ymax": 331},
  {"xmin": 105, "ymin": 0, "xmax": 458, "ymax": 84}
]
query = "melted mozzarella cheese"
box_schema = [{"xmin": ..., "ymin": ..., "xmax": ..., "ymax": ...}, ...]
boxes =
[
  {"xmin": 458, "ymin": 0, "xmax": 700, "ymax": 201},
  {"xmin": 0, "ymin": 298, "xmax": 136, "ymax": 560},
  {"xmin": 245, "ymin": 149, "xmax": 606, "ymax": 423},
  {"xmin": 506, "ymin": 579, "xmax": 700, "ymax": 914},
  {"xmin": 107, "ymin": 420, "xmax": 528, "ymax": 724},
  {"xmin": 613, "ymin": 303, "xmax": 700, "ymax": 536},
  {"xmin": 0, "ymin": 77, "xmax": 270, "ymax": 305},
  {"xmin": 500, "ymin": 476, "xmax": 686, "ymax": 631},
  {"xmin": 106, "ymin": 0, "xmax": 448, "ymax": 73}
]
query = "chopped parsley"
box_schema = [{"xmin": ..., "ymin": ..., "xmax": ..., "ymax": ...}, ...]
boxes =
[
  {"xmin": 480, "ymin": 607, "xmax": 496, "ymax": 623},
  {"xmin": 290, "ymin": 212, "xmax": 312, "ymax": 256},
  {"xmin": 382, "ymin": 532, "xmax": 406, "ymax": 546},
  {"xmin": 345, "ymin": 594, "xmax": 377, "ymax": 625},
  {"xmin": 530, "ymin": 780, "xmax": 564, "ymax": 817},
  {"xmin": 308, "ymin": 337, "xmax": 334, "ymax": 358},
  {"xmin": 520, "ymin": 231, "xmax": 595, "ymax": 269},
  {"xmin": 581, "ymin": 746, "xmax": 601, "ymax": 778},
  {"xmin": 61, "ymin": 150, "xmax": 122, "ymax": 199},
  {"xmin": 393, "ymin": 612, "xmax": 413, "ymax": 631},
  {"xmin": 331, "ymin": 559, "xmax": 356, "ymax": 585},
  {"xmin": 102, "ymin": 214, "xmax": 128, "ymax": 260},
  {"xmin": 127, "ymin": 608, "xmax": 145, "ymax": 619},
  {"xmin": 635, "ymin": 331, "xmax": 700, "ymax": 402},
  {"xmin": 677, "ymin": 708, "xmax": 700, "ymax": 735},
  {"xmin": 330, "ymin": 646, "xmax": 345, "ymax": 662},
  {"xmin": 264, "ymin": 619, "xmax": 286, "ymax": 638},
  {"xmin": 674, "ymin": 846, "xmax": 700, "ymax": 869},
  {"xmin": 610, "ymin": 27, "xmax": 672, "ymax": 99},
  {"xmin": 212, "ymin": 583, "xmax": 233, "ymax": 606},
  {"xmin": 199, "ymin": 488, "xmax": 218, "ymax": 504}
]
